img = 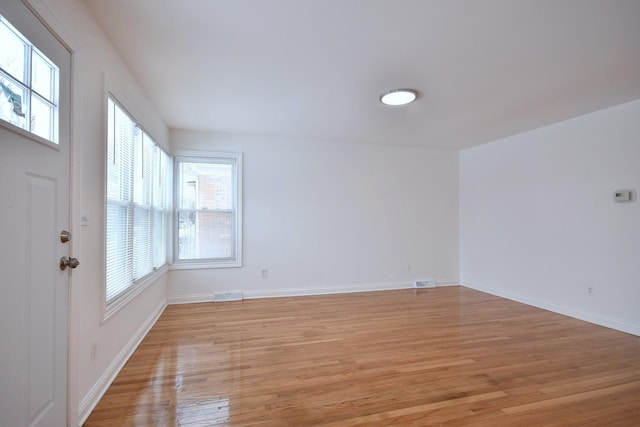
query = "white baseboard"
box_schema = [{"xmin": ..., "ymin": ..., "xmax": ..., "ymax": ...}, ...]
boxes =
[
  {"xmin": 168, "ymin": 293, "xmax": 216, "ymax": 305},
  {"xmin": 462, "ymin": 282, "xmax": 640, "ymax": 337},
  {"xmin": 77, "ymin": 299, "xmax": 167, "ymax": 426},
  {"xmin": 242, "ymin": 281, "xmax": 415, "ymax": 299},
  {"xmin": 435, "ymin": 280, "xmax": 459, "ymax": 287},
  {"xmin": 169, "ymin": 280, "xmax": 461, "ymax": 304}
]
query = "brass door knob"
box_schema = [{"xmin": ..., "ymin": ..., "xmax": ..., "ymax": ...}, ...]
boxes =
[{"xmin": 59, "ymin": 256, "xmax": 80, "ymax": 270}]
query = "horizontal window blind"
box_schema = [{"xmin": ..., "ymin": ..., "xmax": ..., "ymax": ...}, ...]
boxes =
[{"xmin": 106, "ymin": 97, "xmax": 169, "ymax": 305}]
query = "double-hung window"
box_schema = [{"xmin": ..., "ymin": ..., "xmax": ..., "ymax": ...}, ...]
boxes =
[
  {"xmin": 106, "ymin": 96, "xmax": 170, "ymax": 311},
  {"xmin": 0, "ymin": 14, "xmax": 58, "ymax": 142},
  {"xmin": 174, "ymin": 154, "xmax": 242, "ymax": 268}
]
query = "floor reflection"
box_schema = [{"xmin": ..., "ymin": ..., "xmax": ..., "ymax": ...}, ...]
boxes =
[
  {"xmin": 175, "ymin": 398, "xmax": 229, "ymax": 425},
  {"xmin": 84, "ymin": 289, "xmax": 640, "ymax": 426}
]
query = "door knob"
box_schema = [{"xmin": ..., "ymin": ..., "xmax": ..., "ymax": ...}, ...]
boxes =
[{"xmin": 60, "ymin": 256, "xmax": 80, "ymax": 270}]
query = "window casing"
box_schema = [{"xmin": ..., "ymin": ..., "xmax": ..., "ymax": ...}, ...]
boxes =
[
  {"xmin": 173, "ymin": 153, "xmax": 242, "ymax": 268},
  {"xmin": 0, "ymin": 14, "xmax": 59, "ymax": 143},
  {"xmin": 106, "ymin": 96, "xmax": 170, "ymax": 311}
]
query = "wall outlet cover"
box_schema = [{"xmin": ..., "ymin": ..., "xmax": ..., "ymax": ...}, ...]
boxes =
[{"xmin": 614, "ymin": 189, "xmax": 636, "ymax": 203}]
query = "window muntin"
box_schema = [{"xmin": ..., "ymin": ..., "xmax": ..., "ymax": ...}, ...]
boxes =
[
  {"xmin": 106, "ymin": 96, "xmax": 169, "ymax": 306},
  {"xmin": 0, "ymin": 14, "xmax": 58, "ymax": 143},
  {"xmin": 174, "ymin": 155, "xmax": 242, "ymax": 266}
]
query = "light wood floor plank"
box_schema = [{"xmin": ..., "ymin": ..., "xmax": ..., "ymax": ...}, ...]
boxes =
[{"xmin": 84, "ymin": 287, "xmax": 640, "ymax": 426}]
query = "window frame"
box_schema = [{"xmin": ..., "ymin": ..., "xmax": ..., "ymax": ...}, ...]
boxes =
[
  {"xmin": 171, "ymin": 151, "xmax": 243, "ymax": 269},
  {"xmin": 103, "ymin": 93, "xmax": 171, "ymax": 321},
  {"xmin": 0, "ymin": 14, "xmax": 59, "ymax": 144}
]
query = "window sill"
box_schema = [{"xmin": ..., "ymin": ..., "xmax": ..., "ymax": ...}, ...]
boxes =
[{"xmin": 102, "ymin": 264, "xmax": 169, "ymax": 324}]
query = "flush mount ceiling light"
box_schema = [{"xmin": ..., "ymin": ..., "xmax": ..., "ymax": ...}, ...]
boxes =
[{"xmin": 380, "ymin": 89, "xmax": 418, "ymax": 106}]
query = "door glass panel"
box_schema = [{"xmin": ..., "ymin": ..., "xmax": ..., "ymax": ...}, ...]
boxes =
[
  {"xmin": 0, "ymin": 14, "xmax": 59, "ymax": 143},
  {"xmin": 0, "ymin": 73, "xmax": 28, "ymax": 129},
  {"xmin": 32, "ymin": 50, "xmax": 54, "ymax": 101},
  {"xmin": 0, "ymin": 19, "xmax": 27, "ymax": 82},
  {"xmin": 30, "ymin": 94, "xmax": 53, "ymax": 140}
]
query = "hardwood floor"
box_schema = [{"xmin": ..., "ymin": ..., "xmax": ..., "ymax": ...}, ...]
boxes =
[{"xmin": 84, "ymin": 287, "xmax": 640, "ymax": 426}]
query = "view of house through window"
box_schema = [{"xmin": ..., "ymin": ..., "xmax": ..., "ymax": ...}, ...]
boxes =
[
  {"xmin": 0, "ymin": 14, "xmax": 59, "ymax": 142},
  {"xmin": 175, "ymin": 155, "xmax": 242, "ymax": 266}
]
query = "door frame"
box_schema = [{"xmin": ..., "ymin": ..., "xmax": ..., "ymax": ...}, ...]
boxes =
[{"xmin": 22, "ymin": 1, "xmax": 82, "ymax": 425}]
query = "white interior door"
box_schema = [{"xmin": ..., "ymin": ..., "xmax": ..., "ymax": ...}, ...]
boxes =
[{"xmin": 0, "ymin": 1, "xmax": 72, "ymax": 426}]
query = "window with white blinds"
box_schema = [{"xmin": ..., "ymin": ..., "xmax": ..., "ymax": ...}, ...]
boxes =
[{"xmin": 106, "ymin": 96, "xmax": 169, "ymax": 306}]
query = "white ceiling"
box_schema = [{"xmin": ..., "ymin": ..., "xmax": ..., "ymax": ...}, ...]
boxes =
[{"xmin": 83, "ymin": 0, "xmax": 640, "ymax": 150}]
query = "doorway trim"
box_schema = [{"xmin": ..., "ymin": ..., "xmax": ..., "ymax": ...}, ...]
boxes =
[{"xmin": 22, "ymin": 1, "xmax": 82, "ymax": 425}]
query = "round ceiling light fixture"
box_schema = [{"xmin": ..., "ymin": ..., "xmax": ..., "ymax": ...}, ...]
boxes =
[{"xmin": 380, "ymin": 89, "xmax": 418, "ymax": 106}]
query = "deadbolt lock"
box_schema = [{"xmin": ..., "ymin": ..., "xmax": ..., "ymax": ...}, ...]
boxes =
[{"xmin": 60, "ymin": 230, "xmax": 72, "ymax": 243}]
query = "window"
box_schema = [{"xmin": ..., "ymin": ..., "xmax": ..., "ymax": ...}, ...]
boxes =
[
  {"xmin": 174, "ymin": 154, "xmax": 242, "ymax": 268},
  {"xmin": 106, "ymin": 96, "xmax": 170, "ymax": 309},
  {"xmin": 0, "ymin": 14, "xmax": 58, "ymax": 142}
]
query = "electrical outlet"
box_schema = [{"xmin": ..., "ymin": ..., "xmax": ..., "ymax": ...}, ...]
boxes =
[
  {"xmin": 588, "ymin": 286, "xmax": 594, "ymax": 296},
  {"xmin": 81, "ymin": 211, "xmax": 89, "ymax": 226},
  {"xmin": 404, "ymin": 263, "xmax": 411, "ymax": 272},
  {"xmin": 614, "ymin": 189, "xmax": 635, "ymax": 203},
  {"xmin": 261, "ymin": 269, "xmax": 269, "ymax": 279}
]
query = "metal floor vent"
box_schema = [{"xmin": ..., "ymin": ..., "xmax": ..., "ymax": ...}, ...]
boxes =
[
  {"xmin": 415, "ymin": 280, "xmax": 437, "ymax": 289},
  {"xmin": 213, "ymin": 291, "xmax": 243, "ymax": 302}
]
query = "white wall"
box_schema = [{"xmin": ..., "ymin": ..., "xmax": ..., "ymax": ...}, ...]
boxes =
[
  {"xmin": 460, "ymin": 99, "xmax": 640, "ymax": 336},
  {"xmin": 34, "ymin": 0, "xmax": 170, "ymax": 425},
  {"xmin": 23, "ymin": 2, "xmax": 640, "ymax": 425},
  {"xmin": 169, "ymin": 131, "xmax": 459, "ymax": 301}
]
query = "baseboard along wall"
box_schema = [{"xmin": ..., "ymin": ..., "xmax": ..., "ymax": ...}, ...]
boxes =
[
  {"xmin": 462, "ymin": 282, "xmax": 640, "ymax": 337},
  {"xmin": 78, "ymin": 299, "xmax": 167, "ymax": 426},
  {"xmin": 168, "ymin": 280, "xmax": 459, "ymax": 305}
]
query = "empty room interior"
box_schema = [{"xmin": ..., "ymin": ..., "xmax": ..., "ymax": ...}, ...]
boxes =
[{"xmin": 0, "ymin": 0, "xmax": 639, "ymax": 426}]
